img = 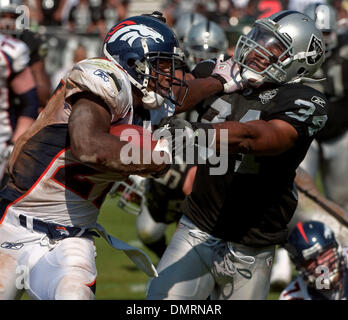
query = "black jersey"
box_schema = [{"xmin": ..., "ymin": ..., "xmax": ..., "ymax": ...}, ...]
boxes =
[
  {"xmin": 146, "ymin": 163, "xmax": 194, "ymax": 224},
  {"xmin": 182, "ymin": 83, "xmax": 328, "ymax": 247},
  {"xmin": 307, "ymin": 32, "xmax": 348, "ymax": 142}
]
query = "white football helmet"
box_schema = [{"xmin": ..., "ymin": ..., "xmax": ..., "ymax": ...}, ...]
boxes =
[
  {"xmin": 234, "ymin": 10, "xmax": 326, "ymax": 86},
  {"xmin": 109, "ymin": 176, "xmax": 147, "ymax": 215}
]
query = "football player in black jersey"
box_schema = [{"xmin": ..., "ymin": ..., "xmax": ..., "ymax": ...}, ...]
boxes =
[{"xmin": 147, "ymin": 10, "xmax": 329, "ymax": 300}]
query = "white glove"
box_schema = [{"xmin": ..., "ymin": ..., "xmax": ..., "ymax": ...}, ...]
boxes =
[{"xmin": 211, "ymin": 57, "xmax": 246, "ymax": 93}]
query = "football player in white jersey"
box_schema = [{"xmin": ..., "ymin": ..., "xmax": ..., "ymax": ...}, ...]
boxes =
[
  {"xmin": 0, "ymin": 29, "xmax": 39, "ymax": 184},
  {"xmin": 280, "ymin": 220, "xmax": 348, "ymax": 300},
  {"xmin": 0, "ymin": 11, "xmax": 235, "ymax": 300}
]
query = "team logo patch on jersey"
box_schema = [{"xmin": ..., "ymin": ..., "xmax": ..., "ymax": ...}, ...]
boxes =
[
  {"xmin": 259, "ymin": 89, "xmax": 278, "ymax": 104},
  {"xmin": 307, "ymin": 34, "xmax": 324, "ymax": 65},
  {"xmin": 93, "ymin": 69, "xmax": 110, "ymax": 82},
  {"xmin": 56, "ymin": 226, "xmax": 70, "ymax": 237},
  {"xmin": 106, "ymin": 22, "xmax": 164, "ymax": 47},
  {"xmin": 311, "ymin": 96, "xmax": 325, "ymax": 108}
]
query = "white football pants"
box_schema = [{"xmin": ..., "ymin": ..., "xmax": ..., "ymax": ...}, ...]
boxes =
[{"xmin": 0, "ymin": 218, "xmax": 97, "ymax": 300}]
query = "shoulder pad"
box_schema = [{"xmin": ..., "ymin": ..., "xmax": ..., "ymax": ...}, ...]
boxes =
[
  {"xmin": 0, "ymin": 36, "xmax": 30, "ymax": 73},
  {"xmin": 64, "ymin": 58, "xmax": 133, "ymax": 121}
]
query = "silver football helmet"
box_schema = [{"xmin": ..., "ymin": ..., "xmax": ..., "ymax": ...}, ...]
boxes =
[
  {"xmin": 174, "ymin": 12, "xmax": 208, "ymax": 44},
  {"xmin": 303, "ymin": 3, "xmax": 338, "ymax": 55},
  {"xmin": 234, "ymin": 10, "xmax": 326, "ymax": 86},
  {"xmin": 184, "ymin": 20, "xmax": 228, "ymax": 69},
  {"xmin": 109, "ymin": 175, "xmax": 147, "ymax": 215}
]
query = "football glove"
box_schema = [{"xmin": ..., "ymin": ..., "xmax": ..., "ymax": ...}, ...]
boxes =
[
  {"xmin": 154, "ymin": 117, "xmax": 214, "ymax": 161},
  {"xmin": 211, "ymin": 57, "xmax": 246, "ymax": 93}
]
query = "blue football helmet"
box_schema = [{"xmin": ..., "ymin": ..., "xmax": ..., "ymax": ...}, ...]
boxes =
[
  {"xmin": 103, "ymin": 13, "xmax": 188, "ymax": 109},
  {"xmin": 286, "ymin": 221, "xmax": 345, "ymax": 288}
]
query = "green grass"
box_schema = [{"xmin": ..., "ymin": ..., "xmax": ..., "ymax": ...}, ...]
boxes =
[{"xmin": 20, "ymin": 195, "xmax": 286, "ymax": 300}]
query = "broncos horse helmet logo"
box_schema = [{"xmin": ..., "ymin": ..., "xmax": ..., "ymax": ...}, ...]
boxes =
[{"xmin": 106, "ymin": 21, "xmax": 164, "ymax": 47}]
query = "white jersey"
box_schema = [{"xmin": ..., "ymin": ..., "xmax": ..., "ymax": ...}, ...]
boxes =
[
  {"xmin": 0, "ymin": 35, "xmax": 30, "ymax": 144},
  {"xmin": 279, "ymin": 247, "xmax": 348, "ymax": 300},
  {"xmin": 0, "ymin": 58, "xmax": 134, "ymax": 228}
]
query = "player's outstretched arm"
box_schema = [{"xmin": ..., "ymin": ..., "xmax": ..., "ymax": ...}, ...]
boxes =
[
  {"xmin": 295, "ymin": 167, "xmax": 348, "ymax": 228},
  {"xmin": 159, "ymin": 117, "xmax": 298, "ymax": 157},
  {"xmin": 175, "ymin": 57, "xmax": 245, "ymax": 113},
  {"xmin": 209, "ymin": 119, "xmax": 299, "ymax": 155},
  {"xmin": 176, "ymin": 76, "xmax": 223, "ymax": 113},
  {"xmin": 68, "ymin": 95, "xmax": 169, "ymax": 176}
]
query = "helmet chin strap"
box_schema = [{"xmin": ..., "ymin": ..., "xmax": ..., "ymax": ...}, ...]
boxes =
[
  {"xmin": 141, "ymin": 90, "xmax": 165, "ymax": 109},
  {"xmin": 242, "ymin": 69, "xmax": 265, "ymax": 87}
]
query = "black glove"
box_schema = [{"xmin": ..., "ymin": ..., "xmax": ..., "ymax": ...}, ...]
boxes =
[{"xmin": 154, "ymin": 117, "xmax": 214, "ymax": 161}]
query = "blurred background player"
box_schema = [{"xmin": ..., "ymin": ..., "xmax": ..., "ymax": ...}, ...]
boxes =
[
  {"xmin": 173, "ymin": 11, "xmax": 207, "ymax": 47},
  {"xmin": 183, "ymin": 19, "xmax": 228, "ymax": 70},
  {"xmin": 280, "ymin": 220, "xmax": 348, "ymax": 300},
  {"xmin": 67, "ymin": 0, "xmax": 107, "ymax": 39},
  {"xmin": 110, "ymin": 163, "xmax": 197, "ymax": 260},
  {"xmin": 271, "ymin": 2, "xmax": 348, "ymax": 289},
  {"xmin": 0, "ymin": 0, "xmax": 51, "ymax": 111},
  {"xmin": 34, "ymin": 0, "xmax": 67, "ymax": 26},
  {"xmin": 0, "ymin": 1, "xmax": 40, "ymax": 185}
]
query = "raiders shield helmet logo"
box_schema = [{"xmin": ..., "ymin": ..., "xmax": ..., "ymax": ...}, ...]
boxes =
[{"xmin": 307, "ymin": 34, "xmax": 324, "ymax": 65}]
